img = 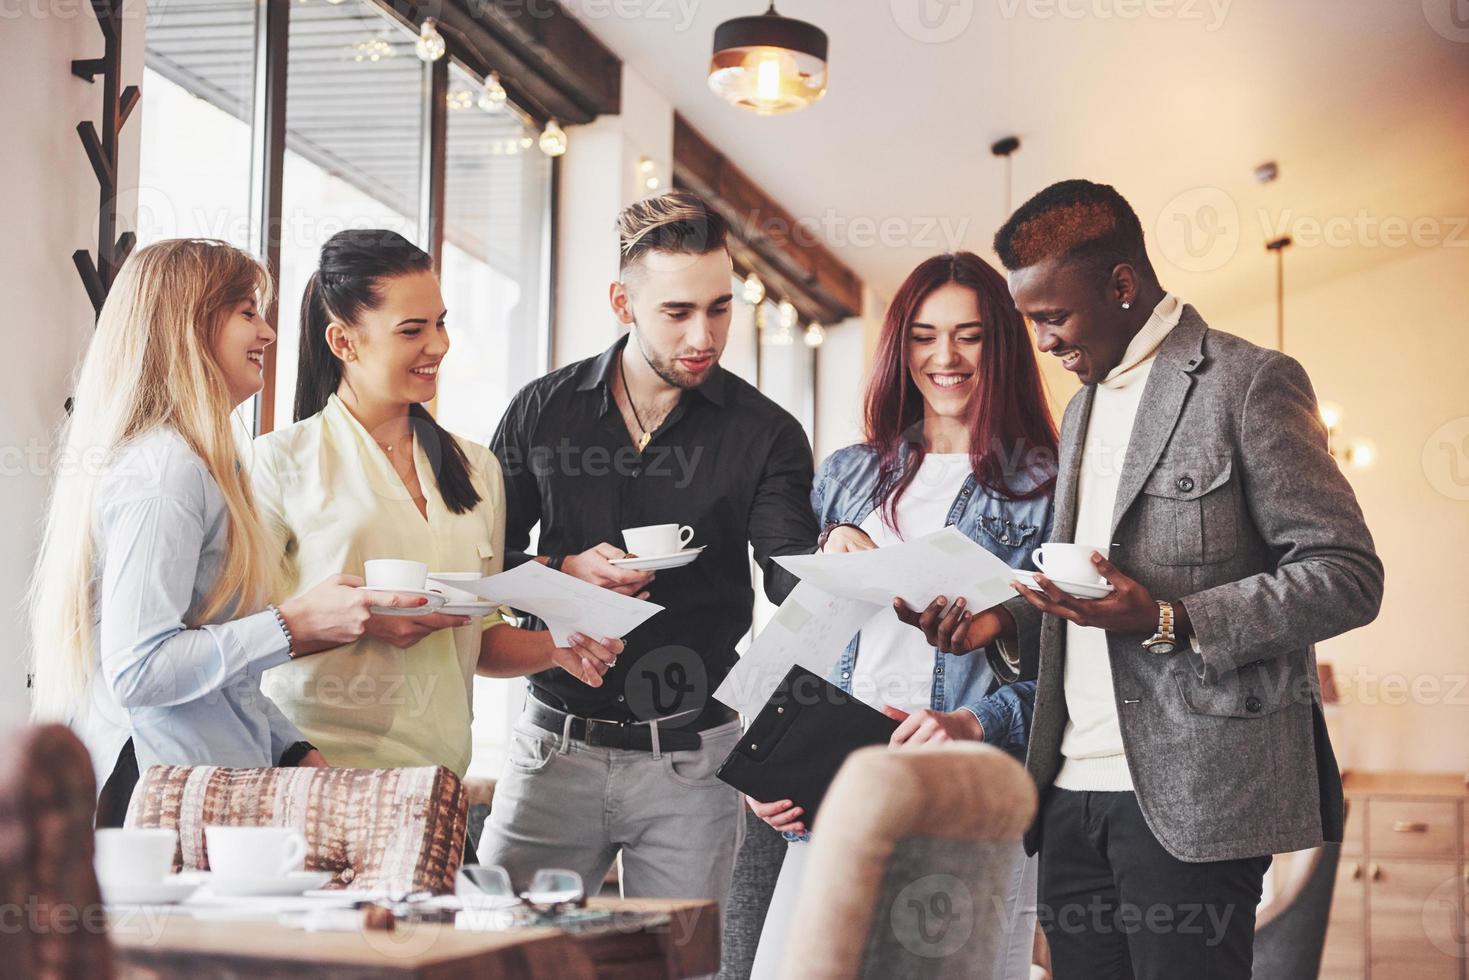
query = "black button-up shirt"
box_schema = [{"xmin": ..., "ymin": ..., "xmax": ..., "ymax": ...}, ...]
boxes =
[{"xmin": 490, "ymin": 335, "xmax": 819, "ymax": 726}]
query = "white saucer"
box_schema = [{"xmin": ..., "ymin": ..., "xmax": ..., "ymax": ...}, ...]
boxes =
[
  {"xmin": 609, "ymin": 546, "xmax": 706, "ymax": 572},
  {"xmin": 100, "ymin": 877, "xmax": 201, "ymax": 906},
  {"xmin": 437, "ymin": 600, "xmax": 499, "ymax": 617},
  {"xmin": 1012, "ymin": 568, "xmax": 1115, "ymax": 601},
  {"xmin": 185, "ymin": 870, "xmax": 333, "ymax": 897},
  {"xmin": 354, "ymin": 587, "xmax": 447, "ymax": 617}
]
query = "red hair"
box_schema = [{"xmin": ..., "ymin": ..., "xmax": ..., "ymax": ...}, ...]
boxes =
[{"xmin": 863, "ymin": 252, "xmax": 1057, "ymax": 530}]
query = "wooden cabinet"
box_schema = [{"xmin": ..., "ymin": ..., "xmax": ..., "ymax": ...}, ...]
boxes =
[
  {"xmin": 1325, "ymin": 773, "xmax": 1467, "ymax": 979},
  {"xmin": 1322, "ymin": 856, "xmax": 1366, "ymax": 979}
]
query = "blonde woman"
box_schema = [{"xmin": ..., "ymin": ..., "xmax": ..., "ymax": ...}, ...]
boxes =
[
  {"xmin": 29, "ymin": 239, "xmax": 428, "ymax": 825},
  {"xmin": 251, "ymin": 229, "xmax": 621, "ymax": 778}
]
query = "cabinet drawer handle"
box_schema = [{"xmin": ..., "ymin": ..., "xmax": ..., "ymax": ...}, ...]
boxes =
[
  {"xmin": 1369, "ymin": 863, "xmax": 1382, "ymax": 881},
  {"xmin": 1351, "ymin": 862, "xmax": 1362, "ymax": 881},
  {"xmin": 1392, "ymin": 821, "xmax": 1430, "ymax": 833}
]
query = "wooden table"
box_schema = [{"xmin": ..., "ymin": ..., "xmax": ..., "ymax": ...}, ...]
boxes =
[{"xmin": 110, "ymin": 898, "xmax": 720, "ymax": 980}]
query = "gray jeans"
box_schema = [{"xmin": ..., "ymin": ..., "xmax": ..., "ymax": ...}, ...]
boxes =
[{"xmin": 479, "ymin": 703, "xmax": 745, "ymax": 903}]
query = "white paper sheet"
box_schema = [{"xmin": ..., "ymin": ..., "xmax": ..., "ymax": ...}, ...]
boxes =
[
  {"xmin": 428, "ymin": 562, "xmax": 663, "ymax": 646},
  {"xmin": 712, "ymin": 581, "xmax": 883, "ymax": 718},
  {"xmin": 773, "ymin": 526, "xmax": 1020, "ymax": 614}
]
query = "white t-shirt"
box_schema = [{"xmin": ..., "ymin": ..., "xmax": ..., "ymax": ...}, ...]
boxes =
[{"xmin": 850, "ymin": 453, "xmax": 972, "ymax": 715}]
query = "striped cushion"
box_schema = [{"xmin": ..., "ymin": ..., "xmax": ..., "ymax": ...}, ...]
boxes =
[{"xmin": 124, "ymin": 765, "xmax": 467, "ymax": 894}]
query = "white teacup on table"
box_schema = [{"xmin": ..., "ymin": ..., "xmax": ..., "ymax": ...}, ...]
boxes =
[
  {"xmin": 360, "ymin": 558, "xmax": 445, "ymax": 616},
  {"xmin": 1018, "ymin": 543, "xmax": 1115, "ymax": 599},
  {"xmin": 94, "ymin": 827, "xmax": 199, "ymax": 905},
  {"xmin": 201, "ymin": 825, "xmax": 329, "ymax": 896}
]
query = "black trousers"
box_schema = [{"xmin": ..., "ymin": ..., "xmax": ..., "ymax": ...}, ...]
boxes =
[{"xmin": 1037, "ymin": 788, "xmax": 1271, "ymax": 980}]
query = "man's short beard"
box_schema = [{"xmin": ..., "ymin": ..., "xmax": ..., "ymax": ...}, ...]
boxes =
[{"xmin": 631, "ymin": 320, "xmax": 707, "ymax": 390}]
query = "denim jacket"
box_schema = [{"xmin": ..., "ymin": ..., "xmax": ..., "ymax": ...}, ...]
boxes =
[
  {"xmin": 813, "ymin": 442, "xmax": 1054, "ymax": 754},
  {"xmin": 779, "ymin": 443, "xmax": 1053, "ymax": 844}
]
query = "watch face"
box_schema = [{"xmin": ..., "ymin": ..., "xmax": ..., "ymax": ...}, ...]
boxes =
[{"xmin": 1148, "ymin": 640, "xmax": 1177, "ymax": 656}]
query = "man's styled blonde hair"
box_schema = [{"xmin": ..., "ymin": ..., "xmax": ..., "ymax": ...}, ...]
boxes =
[{"xmin": 617, "ymin": 190, "xmax": 729, "ymax": 275}]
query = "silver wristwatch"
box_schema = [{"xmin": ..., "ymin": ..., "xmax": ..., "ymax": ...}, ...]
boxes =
[{"xmin": 1142, "ymin": 600, "xmax": 1177, "ymax": 655}]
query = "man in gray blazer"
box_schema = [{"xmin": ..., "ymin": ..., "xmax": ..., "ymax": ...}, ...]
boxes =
[{"xmin": 905, "ymin": 179, "xmax": 1382, "ymax": 978}]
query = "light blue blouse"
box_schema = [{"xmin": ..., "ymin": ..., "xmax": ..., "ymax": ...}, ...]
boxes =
[{"xmin": 71, "ymin": 427, "xmax": 301, "ymax": 793}]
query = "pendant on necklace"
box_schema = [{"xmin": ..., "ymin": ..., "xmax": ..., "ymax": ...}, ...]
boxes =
[{"xmin": 636, "ymin": 431, "xmax": 652, "ymax": 452}]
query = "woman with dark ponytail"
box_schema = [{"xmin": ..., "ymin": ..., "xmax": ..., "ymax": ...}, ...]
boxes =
[{"xmin": 250, "ymin": 230, "xmax": 623, "ymax": 776}]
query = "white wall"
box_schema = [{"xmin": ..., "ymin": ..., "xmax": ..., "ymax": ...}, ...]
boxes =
[
  {"xmin": 551, "ymin": 64, "xmax": 674, "ymax": 368},
  {"xmin": 0, "ymin": 9, "xmax": 142, "ymax": 726},
  {"xmin": 1201, "ymin": 246, "xmax": 1468, "ymax": 775}
]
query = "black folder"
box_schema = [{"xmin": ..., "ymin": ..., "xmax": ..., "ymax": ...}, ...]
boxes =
[{"xmin": 715, "ymin": 664, "xmax": 900, "ymax": 828}]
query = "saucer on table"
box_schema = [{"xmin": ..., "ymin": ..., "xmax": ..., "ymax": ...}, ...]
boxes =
[
  {"xmin": 182, "ymin": 870, "xmax": 333, "ymax": 898},
  {"xmin": 99, "ymin": 876, "xmax": 200, "ymax": 906}
]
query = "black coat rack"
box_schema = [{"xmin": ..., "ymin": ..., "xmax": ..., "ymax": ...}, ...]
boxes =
[{"xmin": 71, "ymin": 0, "xmax": 139, "ymax": 317}]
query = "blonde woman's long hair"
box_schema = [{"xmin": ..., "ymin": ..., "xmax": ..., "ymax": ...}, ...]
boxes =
[{"xmin": 29, "ymin": 239, "xmax": 275, "ymax": 721}]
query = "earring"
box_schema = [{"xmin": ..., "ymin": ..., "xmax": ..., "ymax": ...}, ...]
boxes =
[{"xmin": 1121, "ymin": 302, "xmax": 1131, "ymax": 310}]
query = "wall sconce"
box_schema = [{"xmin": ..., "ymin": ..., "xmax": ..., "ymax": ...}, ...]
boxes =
[
  {"xmin": 637, "ymin": 157, "xmax": 661, "ymax": 193},
  {"xmin": 1319, "ymin": 401, "xmax": 1376, "ymax": 469}
]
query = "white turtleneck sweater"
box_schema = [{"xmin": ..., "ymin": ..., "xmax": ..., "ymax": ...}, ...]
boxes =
[{"xmin": 1054, "ymin": 293, "xmax": 1183, "ymax": 792}]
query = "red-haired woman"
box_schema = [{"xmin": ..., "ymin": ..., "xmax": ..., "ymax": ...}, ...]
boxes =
[{"xmin": 748, "ymin": 252, "xmax": 1057, "ymax": 979}]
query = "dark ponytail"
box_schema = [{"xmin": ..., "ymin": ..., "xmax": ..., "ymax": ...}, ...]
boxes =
[{"xmin": 294, "ymin": 229, "xmax": 482, "ymax": 515}]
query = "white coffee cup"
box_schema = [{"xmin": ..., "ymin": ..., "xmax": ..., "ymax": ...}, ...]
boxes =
[
  {"xmin": 622, "ymin": 523, "xmax": 695, "ymax": 557},
  {"xmin": 94, "ymin": 827, "xmax": 177, "ymax": 886},
  {"xmin": 428, "ymin": 571, "xmax": 480, "ymax": 603},
  {"xmin": 364, "ymin": 558, "xmax": 427, "ymax": 591},
  {"xmin": 205, "ymin": 826, "xmax": 308, "ymax": 880},
  {"xmin": 1032, "ymin": 543, "xmax": 1109, "ymax": 585}
]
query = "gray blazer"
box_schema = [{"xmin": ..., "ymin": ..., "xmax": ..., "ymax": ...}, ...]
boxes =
[{"xmin": 1010, "ymin": 305, "xmax": 1383, "ymax": 863}]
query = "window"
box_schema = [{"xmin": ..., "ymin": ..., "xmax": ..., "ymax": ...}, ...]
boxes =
[
  {"xmin": 137, "ymin": 0, "xmax": 256, "ymax": 248},
  {"xmin": 434, "ymin": 61, "xmax": 552, "ymax": 445},
  {"xmin": 272, "ymin": 0, "xmax": 426, "ymax": 427},
  {"xmin": 434, "ymin": 62, "xmax": 554, "ymax": 778},
  {"xmin": 132, "ymin": 0, "xmax": 558, "ymax": 777}
]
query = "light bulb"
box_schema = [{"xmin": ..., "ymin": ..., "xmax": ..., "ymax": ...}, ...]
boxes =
[
  {"xmin": 638, "ymin": 157, "xmax": 656, "ymax": 175},
  {"xmin": 447, "ymin": 88, "xmax": 474, "ymax": 110},
  {"xmin": 644, "ymin": 176, "xmax": 661, "ymax": 191},
  {"xmin": 741, "ymin": 274, "xmax": 765, "ymax": 305},
  {"xmin": 1345, "ymin": 438, "xmax": 1377, "ymax": 469},
  {"xmin": 1319, "ymin": 401, "xmax": 1343, "ymax": 430},
  {"xmin": 478, "ymin": 72, "xmax": 507, "ymax": 112},
  {"xmin": 778, "ymin": 300, "xmax": 798, "ymax": 329},
  {"xmin": 539, "ymin": 119, "xmax": 567, "ymax": 157},
  {"xmin": 767, "ymin": 321, "xmax": 795, "ymax": 346},
  {"xmin": 803, "ymin": 322, "xmax": 825, "ymax": 348},
  {"xmin": 415, "ymin": 18, "xmax": 446, "ymax": 62}
]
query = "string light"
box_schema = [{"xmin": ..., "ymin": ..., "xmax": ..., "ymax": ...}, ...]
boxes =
[
  {"xmin": 415, "ymin": 18, "xmax": 446, "ymax": 62},
  {"xmin": 446, "ymin": 88, "xmax": 474, "ymax": 110},
  {"xmin": 538, "ymin": 119, "xmax": 567, "ymax": 157},
  {"xmin": 778, "ymin": 300, "xmax": 798, "ymax": 329},
  {"xmin": 741, "ymin": 273, "xmax": 765, "ymax": 305},
  {"xmin": 478, "ymin": 71, "xmax": 507, "ymax": 112},
  {"xmin": 350, "ymin": 37, "xmax": 395, "ymax": 63},
  {"xmin": 803, "ymin": 322, "xmax": 825, "ymax": 348}
]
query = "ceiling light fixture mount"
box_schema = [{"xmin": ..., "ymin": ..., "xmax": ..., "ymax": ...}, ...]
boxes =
[{"xmin": 708, "ymin": 4, "xmax": 828, "ymax": 115}]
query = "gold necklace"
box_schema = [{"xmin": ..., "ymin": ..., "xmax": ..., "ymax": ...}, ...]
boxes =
[{"xmin": 618, "ymin": 355, "xmax": 668, "ymax": 452}]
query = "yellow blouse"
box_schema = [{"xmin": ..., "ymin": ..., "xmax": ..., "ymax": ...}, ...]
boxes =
[{"xmin": 248, "ymin": 394, "xmax": 507, "ymax": 777}]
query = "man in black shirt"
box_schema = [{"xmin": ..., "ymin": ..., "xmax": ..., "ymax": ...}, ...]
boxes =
[{"xmin": 479, "ymin": 190, "xmax": 818, "ymax": 905}]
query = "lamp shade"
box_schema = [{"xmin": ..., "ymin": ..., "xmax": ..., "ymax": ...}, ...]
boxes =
[{"xmin": 708, "ymin": 7, "xmax": 828, "ymax": 115}]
